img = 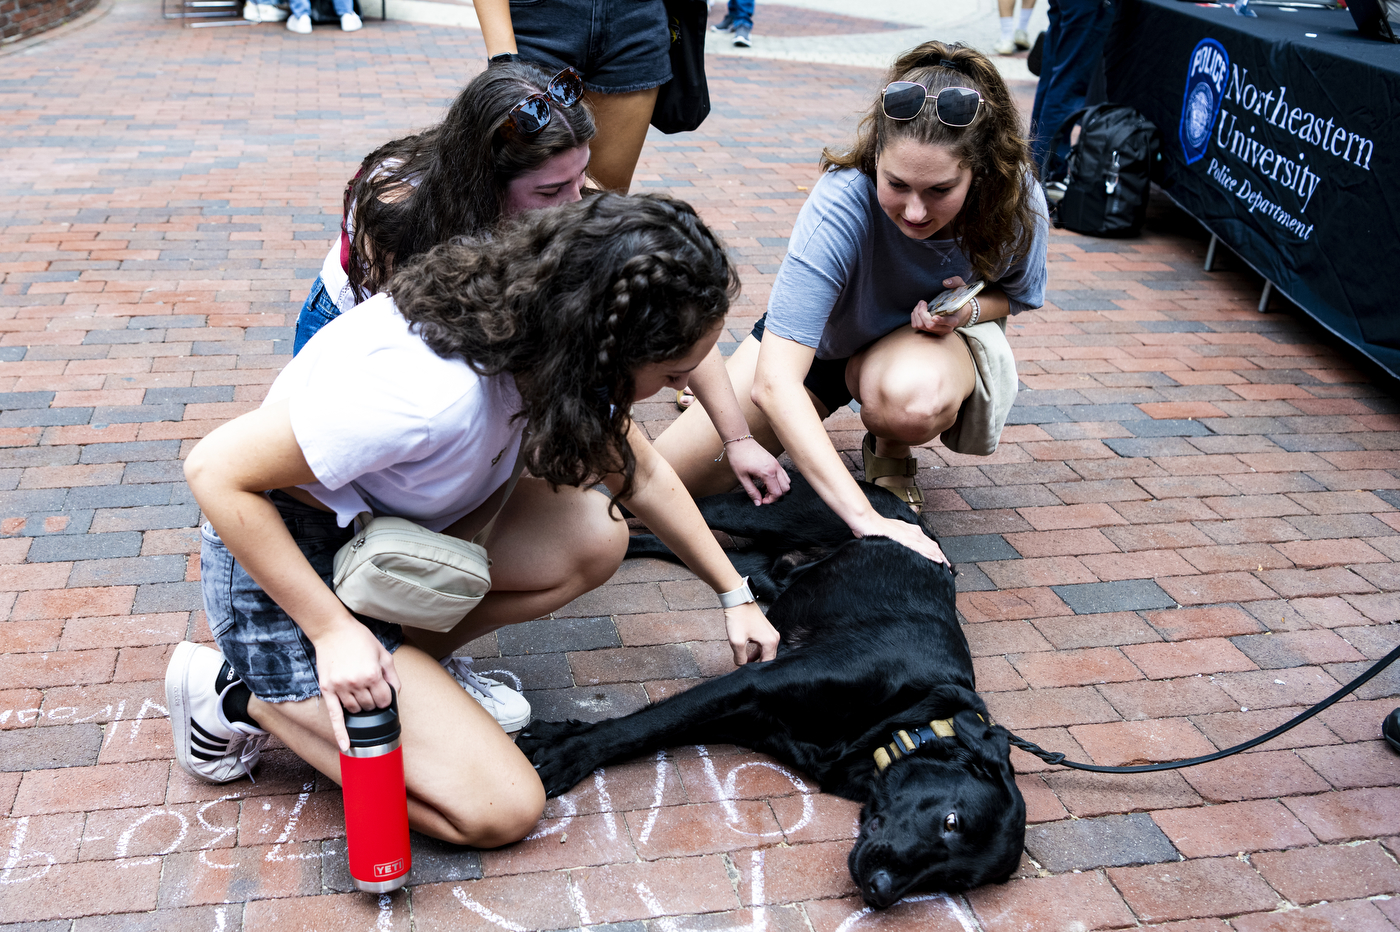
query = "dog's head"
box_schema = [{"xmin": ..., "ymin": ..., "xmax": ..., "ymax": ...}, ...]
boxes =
[{"xmin": 847, "ymin": 709, "xmax": 1025, "ymax": 908}]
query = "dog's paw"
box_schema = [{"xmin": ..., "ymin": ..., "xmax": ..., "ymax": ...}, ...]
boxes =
[{"xmin": 517, "ymin": 720, "xmax": 604, "ymax": 796}]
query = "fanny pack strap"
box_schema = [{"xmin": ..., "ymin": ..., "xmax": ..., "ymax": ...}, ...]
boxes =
[
  {"xmin": 354, "ymin": 437, "xmax": 529, "ymax": 544},
  {"xmin": 470, "ymin": 440, "xmax": 527, "ymax": 546}
]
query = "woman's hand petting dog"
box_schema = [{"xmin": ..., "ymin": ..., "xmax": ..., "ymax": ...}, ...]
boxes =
[
  {"xmin": 724, "ymin": 601, "xmax": 780, "ymax": 664},
  {"xmin": 723, "ymin": 436, "xmax": 791, "ymax": 506},
  {"xmin": 855, "ymin": 512, "xmax": 949, "ymax": 566}
]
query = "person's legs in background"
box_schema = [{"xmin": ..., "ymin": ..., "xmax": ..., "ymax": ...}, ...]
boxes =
[
  {"xmin": 286, "ymin": 0, "xmax": 311, "ymax": 32},
  {"xmin": 995, "ymin": 0, "xmax": 1036, "ymax": 55},
  {"xmin": 1029, "ymin": 0, "xmax": 1113, "ymax": 173},
  {"xmin": 729, "ymin": 0, "xmax": 754, "ymax": 46},
  {"xmin": 335, "ymin": 0, "xmax": 362, "ymax": 31}
]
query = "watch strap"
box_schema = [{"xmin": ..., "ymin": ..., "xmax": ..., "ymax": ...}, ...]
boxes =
[{"xmin": 718, "ymin": 576, "xmax": 756, "ymax": 609}]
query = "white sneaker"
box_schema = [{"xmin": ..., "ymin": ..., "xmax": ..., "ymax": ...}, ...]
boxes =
[
  {"xmin": 1014, "ymin": 28, "xmax": 1031, "ymax": 50},
  {"xmin": 993, "ymin": 38, "xmax": 1017, "ymax": 56},
  {"xmin": 340, "ymin": 11, "xmax": 362, "ymax": 30},
  {"xmin": 244, "ymin": 1, "xmax": 287, "ymax": 19},
  {"xmin": 165, "ymin": 642, "xmax": 269, "ymax": 784},
  {"xmin": 286, "ymin": 13, "xmax": 311, "ymax": 32},
  {"xmin": 441, "ymin": 656, "xmax": 531, "ymax": 732}
]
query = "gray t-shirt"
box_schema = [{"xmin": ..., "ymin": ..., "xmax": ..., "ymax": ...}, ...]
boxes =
[{"xmin": 765, "ymin": 168, "xmax": 1048, "ymax": 360}]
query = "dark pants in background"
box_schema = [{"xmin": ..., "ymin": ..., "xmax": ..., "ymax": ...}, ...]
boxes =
[{"xmin": 1030, "ymin": 0, "xmax": 1114, "ymax": 174}]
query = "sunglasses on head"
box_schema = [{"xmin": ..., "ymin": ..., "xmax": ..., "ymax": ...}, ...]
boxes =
[
  {"xmin": 505, "ymin": 67, "xmax": 585, "ymax": 136},
  {"xmin": 880, "ymin": 82, "xmax": 982, "ymax": 126}
]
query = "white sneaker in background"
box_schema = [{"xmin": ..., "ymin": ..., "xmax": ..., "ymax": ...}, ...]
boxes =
[
  {"xmin": 286, "ymin": 13, "xmax": 312, "ymax": 32},
  {"xmin": 1014, "ymin": 28, "xmax": 1031, "ymax": 50},
  {"xmin": 340, "ymin": 11, "xmax": 362, "ymax": 30},
  {"xmin": 244, "ymin": 1, "xmax": 288, "ymax": 20},
  {"xmin": 993, "ymin": 37, "xmax": 1017, "ymax": 56},
  {"xmin": 440, "ymin": 656, "xmax": 532, "ymax": 733}
]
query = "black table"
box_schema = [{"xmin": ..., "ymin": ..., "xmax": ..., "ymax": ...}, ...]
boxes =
[{"xmin": 1105, "ymin": 0, "xmax": 1400, "ymax": 379}]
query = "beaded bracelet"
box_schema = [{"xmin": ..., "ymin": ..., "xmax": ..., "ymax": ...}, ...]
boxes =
[
  {"xmin": 966, "ymin": 295, "xmax": 981, "ymax": 328},
  {"xmin": 714, "ymin": 433, "xmax": 755, "ymax": 463}
]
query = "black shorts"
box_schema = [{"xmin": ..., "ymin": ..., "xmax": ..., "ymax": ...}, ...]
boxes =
[
  {"xmin": 510, "ymin": 0, "xmax": 672, "ymax": 94},
  {"xmin": 751, "ymin": 315, "xmax": 855, "ymax": 417}
]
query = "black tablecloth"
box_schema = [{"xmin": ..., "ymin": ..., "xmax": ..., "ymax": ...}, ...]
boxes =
[{"xmin": 1105, "ymin": 0, "xmax": 1400, "ymax": 379}]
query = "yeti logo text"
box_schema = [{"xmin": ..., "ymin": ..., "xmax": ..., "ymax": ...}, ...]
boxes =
[
  {"xmin": 374, "ymin": 858, "xmax": 406, "ymax": 877},
  {"xmin": 1180, "ymin": 38, "xmax": 1229, "ymax": 165}
]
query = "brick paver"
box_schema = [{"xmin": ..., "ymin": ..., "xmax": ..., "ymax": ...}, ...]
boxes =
[{"xmin": 3, "ymin": 0, "xmax": 1399, "ymax": 929}]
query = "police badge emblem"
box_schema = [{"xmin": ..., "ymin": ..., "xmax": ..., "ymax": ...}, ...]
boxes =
[{"xmin": 1179, "ymin": 38, "xmax": 1229, "ymax": 166}]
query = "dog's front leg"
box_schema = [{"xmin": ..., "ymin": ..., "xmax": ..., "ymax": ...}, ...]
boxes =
[{"xmin": 519, "ymin": 665, "xmax": 775, "ymax": 797}]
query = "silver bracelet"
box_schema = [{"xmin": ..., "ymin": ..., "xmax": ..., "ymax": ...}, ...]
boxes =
[
  {"xmin": 965, "ymin": 296, "xmax": 981, "ymax": 327},
  {"xmin": 718, "ymin": 576, "xmax": 756, "ymax": 609}
]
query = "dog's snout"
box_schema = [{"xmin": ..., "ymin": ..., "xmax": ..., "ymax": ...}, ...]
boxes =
[{"xmin": 865, "ymin": 869, "xmax": 895, "ymax": 908}]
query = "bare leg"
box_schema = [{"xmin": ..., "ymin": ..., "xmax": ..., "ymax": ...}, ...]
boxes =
[
  {"xmin": 249, "ymin": 644, "xmax": 544, "ymax": 847},
  {"xmin": 652, "ymin": 335, "xmax": 828, "ymax": 498},
  {"xmin": 402, "ymin": 478, "xmax": 628, "ymax": 658},
  {"xmin": 583, "ymin": 86, "xmax": 660, "ymax": 192},
  {"xmin": 846, "ymin": 326, "xmax": 975, "ymax": 460}
]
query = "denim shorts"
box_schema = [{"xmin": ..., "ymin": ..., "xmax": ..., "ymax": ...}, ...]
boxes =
[
  {"xmin": 202, "ymin": 491, "xmax": 404, "ymax": 703},
  {"xmin": 751, "ymin": 314, "xmax": 855, "ymax": 416},
  {"xmin": 293, "ymin": 275, "xmax": 343, "ymax": 356},
  {"xmin": 510, "ymin": 0, "xmax": 672, "ymax": 94}
]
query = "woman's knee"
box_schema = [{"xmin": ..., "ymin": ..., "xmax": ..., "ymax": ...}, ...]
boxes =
[
  {"xmin": 862, "ymin": 379, "xmax": 963, "ymax": 442},
  {"xmin": 576, "ymin": 494, "xmax": 628, "ymax": 584},
  {"xmin": 435, "ymin": 773, "xmax": 546, "ymax": 848}
]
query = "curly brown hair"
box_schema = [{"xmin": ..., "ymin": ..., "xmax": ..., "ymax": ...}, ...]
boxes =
[
  {"xmin": 388, "ymin": 193, "xmax": 737, "ymax": 502},
  {"xmin": 345, "ymin": 60, "xmax": 596, "ymax": 302},
  {"xmin": 821, "ymin": 40, "xmax": 1040, "ymax": 282}
]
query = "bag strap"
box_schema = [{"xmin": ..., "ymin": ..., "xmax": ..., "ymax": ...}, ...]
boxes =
[
  {"xmin": 352, "ymin": 435, "xmax": 529, "ymax": 544},
  {"xmin": 1040, "ymin": 105, "xmax": 1091, "ymax": 180},
  {"xmin": 469, "ymin": 439, "xmax": 527, "ymax": 547}
]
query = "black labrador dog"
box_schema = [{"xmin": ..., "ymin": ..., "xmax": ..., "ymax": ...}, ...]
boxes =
[{"xmin": 516, "ymin": 474, "xmax": 1025, "ymax": 908}]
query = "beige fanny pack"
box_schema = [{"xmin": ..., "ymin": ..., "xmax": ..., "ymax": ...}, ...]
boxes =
[
  {"xmin": 940, "ymin": 317, "xmax": 1018, "ymax": 457},
  {"xmin": 332, "ymin": 446, "xmax": 526, "ymax": 633}
]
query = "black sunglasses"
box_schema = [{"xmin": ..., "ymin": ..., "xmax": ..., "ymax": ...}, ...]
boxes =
[
  {"xmin": 506, "ymin": 68, "xmax": 585, "ymax": 136},
  {"xmin": 881, "ymin": 82, "xmax": 982, "ymax": 126}
]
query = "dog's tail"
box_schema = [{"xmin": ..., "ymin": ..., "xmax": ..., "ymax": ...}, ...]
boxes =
[{"xmin": 625, "ymin": 533, "xmax": 678, "ymax": 563}]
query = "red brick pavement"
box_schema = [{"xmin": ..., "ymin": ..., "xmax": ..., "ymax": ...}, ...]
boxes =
[{"xmin": 2, "ymin": 2, "xmax": 1399, "ymax": 930}]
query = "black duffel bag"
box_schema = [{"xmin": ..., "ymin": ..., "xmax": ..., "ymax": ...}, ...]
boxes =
[
  {"xmin": 651, "ymin": 0, "xmax": 711, "ymax": 134},
  {"xmin": 1044, "ymin": 104, "xmax": 1161, "ymax": 238}
]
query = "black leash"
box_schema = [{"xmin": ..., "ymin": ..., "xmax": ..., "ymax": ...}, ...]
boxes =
[{"xmin": 1006, "ymin": 642, "xmax": 1400, "ymax": 774}]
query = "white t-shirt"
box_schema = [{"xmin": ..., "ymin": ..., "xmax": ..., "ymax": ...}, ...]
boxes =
[
  {"xmin": 319, "ymin": 159, "xmax": 418, "ymax": 313},
  {"xmin": 265, "ymin": 294, "xmax": 525, "ymax": 531},
  {"xmin": 319, "ymin": 240, "xmax": 358, "ymax": 313}
]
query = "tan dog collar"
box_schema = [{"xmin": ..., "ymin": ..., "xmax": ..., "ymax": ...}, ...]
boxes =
[{"xmin": 873, "ymin": 714, "xmax": 989, "ymax": 772}]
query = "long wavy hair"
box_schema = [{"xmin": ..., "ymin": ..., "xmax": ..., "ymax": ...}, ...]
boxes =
[
  {"xmin": 388, "ymin": 194, "xmax": 737, "ymax": 502},
  {"xmin": 821, "ymin": 41, "xmax": 1039, "ymax": 282},
  {"xmin": 345, "ymin": 60, "xmax": 596, "ymax": 301}
]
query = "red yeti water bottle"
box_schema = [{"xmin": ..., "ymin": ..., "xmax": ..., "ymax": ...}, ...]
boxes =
[{"xmin": 340, "ymin": 692, "xmax": 411, "ymax": 892}]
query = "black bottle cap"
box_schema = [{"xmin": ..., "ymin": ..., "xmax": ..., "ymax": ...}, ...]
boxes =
[{"xmin": 343, "ymin": 688, "xmax": 400, "ymax": 747}]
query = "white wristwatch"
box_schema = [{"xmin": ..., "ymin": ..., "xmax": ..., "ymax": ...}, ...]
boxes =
[{"xmin": 718, "ymin": 576, "xmax": 756, "ymax": 609}]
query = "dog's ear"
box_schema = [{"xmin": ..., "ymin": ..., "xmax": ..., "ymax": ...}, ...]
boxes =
[{"xmin": 952, "ymin": 708, "xmax": 1016, "ymax": 787}]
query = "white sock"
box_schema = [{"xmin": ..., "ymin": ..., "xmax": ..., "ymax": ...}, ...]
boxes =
[
  {"xmin": 1000, "ymin": 16, "xmax": 1015, "ymax": 41},
  {"xmin": 1018, "ymin": 7, "xmax": 1034, "ymax": 30}
]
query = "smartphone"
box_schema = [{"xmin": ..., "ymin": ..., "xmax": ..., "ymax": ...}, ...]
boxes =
[{"xmin": 927, "ymin": 280, "xmax": 985, "ymax": 317}]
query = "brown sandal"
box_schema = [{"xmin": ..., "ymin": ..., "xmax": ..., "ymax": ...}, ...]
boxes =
[{"xmin": 862, "ymin": 432, "xmax": 923, "ymax": 513}]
